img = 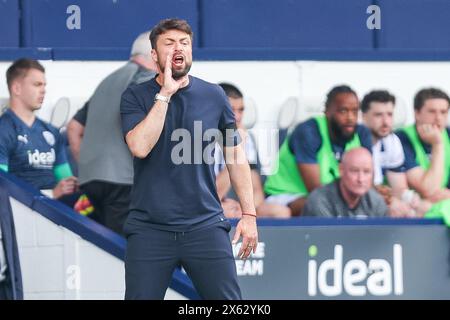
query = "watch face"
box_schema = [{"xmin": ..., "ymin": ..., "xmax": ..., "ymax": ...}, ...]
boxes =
[{"xmin": 155, "ymin": 93, "xmax": 169, "ymax": 103}]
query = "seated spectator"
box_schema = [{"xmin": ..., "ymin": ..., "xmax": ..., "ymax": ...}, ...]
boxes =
[
  {"xmin": 361, "ymin": 90, "xmax": 431, "ymax": 217},
  {"xmin": 0, "ymin": 184, "xmax": 23, "ymax": 300},
  {"xmin": 264, "ymin": 85, "xmax": 372, "ymax": 216},
  {"xmin": 303, "ymin": 147, "xmax": 388, "ymax": 217},
  {"xmin": 395, "ymin": 88, "xmax": 450, "ymax": 203},
  {"xmin": 0, "ymin": 59, "xmax": 79, "ymax": 206},
  {"xmin": 215, "ymin": 83, "xmax": 290, "ymax": 218},
  {"xmin": 66, "ymin": 32, "xmax": 157, "ymax": 234}
]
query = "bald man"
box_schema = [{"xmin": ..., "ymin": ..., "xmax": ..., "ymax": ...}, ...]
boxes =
[
  {"xmin": 303, "ymin": 147, "xmax": 388, "ymax": 217},
  {"xmin": 66, "ymin": 31, "xmax": 157, "ymax": 234}
]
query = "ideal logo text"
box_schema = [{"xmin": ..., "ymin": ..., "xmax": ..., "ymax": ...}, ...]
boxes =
[{"xmin": 308, "ymin": 244, "xmax": 404, "ymax": 297}]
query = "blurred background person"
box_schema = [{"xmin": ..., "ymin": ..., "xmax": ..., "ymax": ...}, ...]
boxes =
[
  {"xmin": 66, "ymin": 31, "xmax": 158, "ymax": 235},
  {"xmin": 215, "ymin": 83, "xmax": 290, "ymax": 218},
  {"xmin": 0, "ymin": 59, "xmax": 79, "ymax": 205},
  {"xmin": 394, "ymin": 88, "xmax": 450, "ymax": 203},
  {"xmin": 303, "ymin": 148, "xmax": 388, "ymax": 217},
  {"xmin": 361, "ymin": 90, "xmax": 431, "ymax": 217},
  {"xmin": 264, "ymin": 85, "xmax": 372, "ymax": 216}
]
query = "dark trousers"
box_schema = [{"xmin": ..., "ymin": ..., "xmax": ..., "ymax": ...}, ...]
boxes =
[
  {"xmin": 0, "ymin": 280, "xmax": 10, "ymax": 300},
  {"xmin": 124, "ymin": 220, "xmax": 242, "ymax": 300},
  {"xmin": 58, "ymin": 191, "xmax": 83, "ymax": 208},
  {"xmin": 81, "ymin": 181, "xmax": 131, "ymax": 236}
]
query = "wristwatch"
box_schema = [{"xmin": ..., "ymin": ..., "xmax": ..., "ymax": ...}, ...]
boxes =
[{"xmin": 154, "ymin": 93, "xmax": 170, "ymax": 104}]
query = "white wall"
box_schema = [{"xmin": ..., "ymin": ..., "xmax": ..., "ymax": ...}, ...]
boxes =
[
  {"xmin": 2, "ymin": 60, "xmax": 450, "ymax": 173},
  {"xmin": 10, "ymin": 197, "xmax": 186, "ymax": 300}
]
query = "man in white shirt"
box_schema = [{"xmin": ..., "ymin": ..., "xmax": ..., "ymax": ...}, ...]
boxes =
[{"xmin": 361, "ymin": 90, "xmax": 431, "ymax": 217}]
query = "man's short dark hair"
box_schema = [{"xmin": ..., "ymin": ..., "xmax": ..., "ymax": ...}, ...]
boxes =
[
  {"xmin": 150, "ymin": 18, "xmax": 193, "ymax": 49},
  {"xmin": 6, "ymin": 58, "xmax": 45, "ymax": 92},
  {"xmin": 361, "ymin": 90, "xmax": 396, "ymax": 113},
  {"xmin": 218, "ymin": 83, "xmax": 243, "ymax": 99},
  {"xmin": 325, "ymin": 85, "xmax": 357, "ymax": 110},
  {"xmin": 414, "ymin": 88, "xmax": 450, "ymax": 111}
]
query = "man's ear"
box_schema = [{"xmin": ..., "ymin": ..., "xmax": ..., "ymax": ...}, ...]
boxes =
[
  {"xmin": 414, "ymin": 109, "xmax": 420, "ymax": 122},
  {"xmin": 151, "ymin": 48, "xmax": 158, "ymax": 63},
  {"xmin": 339, "ymin": 163, "xmax": 344, "ymax": 176},
  {"xmin": 10, "ymin": 81, "xmax": 21, "ymax": 96}
]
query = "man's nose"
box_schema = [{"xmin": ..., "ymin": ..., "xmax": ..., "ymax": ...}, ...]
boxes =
[
  {"xmin": 436, "ymin": 113, "xmax": 445, "ymax": 126},
  {"xmin": 357, "ymin": 172, "xmax": 364, "ymax": 182},
  {"xmin": 174, "ymin": 42, "xmax": 182, "ymax": 51},
  {"xmin": 347, "ymin": 111, "xmax": 357, "ymax": 122}
]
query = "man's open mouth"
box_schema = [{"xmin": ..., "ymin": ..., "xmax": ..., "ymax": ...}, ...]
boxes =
[{"xmin": 173, "ymin": 55, "xmax": 184, "ymax": 66}]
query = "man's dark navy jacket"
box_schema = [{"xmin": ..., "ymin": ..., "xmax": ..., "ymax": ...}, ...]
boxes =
[{"xmin": 0, "ymin": 184, "xmax": 23, "ymax": 300}]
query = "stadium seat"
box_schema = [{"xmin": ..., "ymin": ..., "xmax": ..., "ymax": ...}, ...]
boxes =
[
  {"xmin": 393, "ymin": 96, "xmax": 409, "ymax": 129},
  {"xmin": 49, "ymin": 97, "xmax": 71, "ymax": 129},
  {"xmin": 297, "ymin": 96, "xmax": 324, "ymax": 123},
  {"xmin": 243, "ymin": 97, "xmax": 258, "ymax": 130},
  {"xmin": 277, "ymin": 97, "xmax": 300, "ymax": 146},
  {"xmin": 0, "ymin": 97, "xmax": 9, "ymax": 114}
]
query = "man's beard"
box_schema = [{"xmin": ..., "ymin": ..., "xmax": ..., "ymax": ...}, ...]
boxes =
[
  {"xmin": 329, "ymin": 117, "xmax": 355, "ymax": 143},
  {"xmin": 372, "ymin": 126, "xmax": 391, "ymax": 140},
  {"xmin": 160, "ymin": 61, "xmax": 192, "ymax": 80}
]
